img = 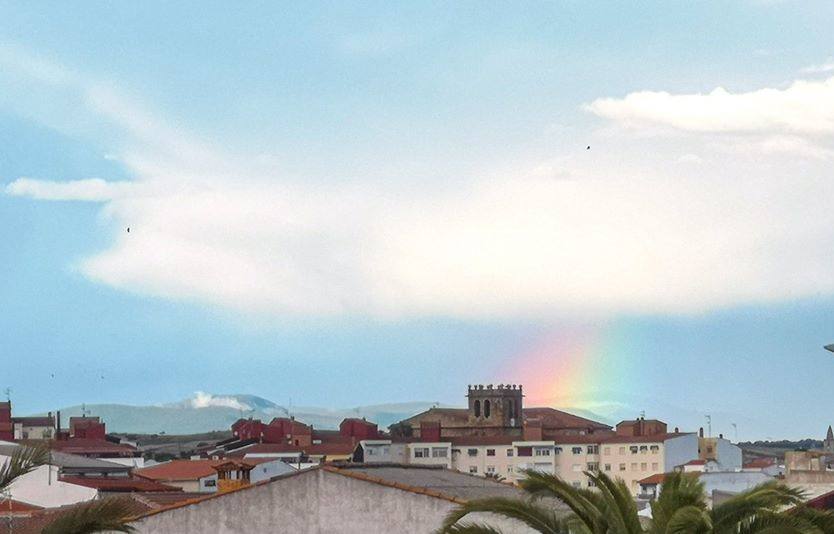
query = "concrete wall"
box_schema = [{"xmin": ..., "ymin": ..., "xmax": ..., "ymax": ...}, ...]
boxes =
[
  {"xmin": 4, "ymin": 464, "xmax": 97, "ymax": 507},
  {"xmin": 700, "ymin": 471, "xmax": 773, "ymax": 501},
  {"xmin": 249, "ymin": 459, "xmax": 295, "ymax": 484},
  {"xmin": 664, "ymin": 434, "xmax": 699, "ymax": 472},
  {"xmin": 128, "ymin": 469, "xmax": 540, "ymax": 534},
  {"xmin": 714, "ymin": 439, "xmax": 742, "ymax": 470}
]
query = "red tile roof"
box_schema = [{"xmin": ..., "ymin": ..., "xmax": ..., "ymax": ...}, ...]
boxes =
[
  {"xmin": 50, "ymin": 438, "xmax": 137, "ymax": 456},
  {"xmin": 135, "ymin": 460, "xmax": 225, "ymax": 481},
  {"xmin": 523, "ymin": 408, "xmax": 612, "ymax": 430},
  {"xmin": 449, "ymin": 436, "xmax": 516, "ymax": 446},
  {"xmin": 684, "ymin": 459, "xmax": 707, "ymax": 466},
  {"xmin": 638, "ymin": 472, "xmax": 700, "ymax": 485},
  {"xmin": 60, "ymin": 476, "xmax": 182, "ymax": 492},
  {"xmin": 0, "ymin": 498, "xmax": 42, "ymax": 513},
  {"xmin": 743, "ymin": 457, "xmax": 776, "ymax": 469},
  {"xmin": 599, "ymin": 432, "xmax": 691, "ymax": 444}
]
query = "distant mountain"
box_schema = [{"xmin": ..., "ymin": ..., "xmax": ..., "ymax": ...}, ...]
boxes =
[{"xmin": 40, "ymin": 393, "xmax": 442, "ymax": 435}]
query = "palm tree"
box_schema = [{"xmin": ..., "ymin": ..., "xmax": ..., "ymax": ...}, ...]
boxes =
[
  {"xmin": 41, "ymin": 498, "xmax": 136, "ymax": 534},
  {"xmin": 1, "ymin": 443, "xmax": 135, "ymax": 533},
  {"xmin": 0, "ymin": 443, "xmax": 49, "ymax": 492},
  {"xmin": 440, "ymin": 469, "xmax": 834, "ymax": 534}
]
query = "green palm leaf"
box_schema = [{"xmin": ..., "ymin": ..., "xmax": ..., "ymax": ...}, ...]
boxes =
[
  {"xmin": 438, "ymin": 496, "xmax": 568, "ymax": 534},
  {"xmin": 0, "ymin": 444, "xmax": 49, "ymax": 491},
  {"xmin": 41, "ymin": 497, "xmax": 137, "ymax": 534}
]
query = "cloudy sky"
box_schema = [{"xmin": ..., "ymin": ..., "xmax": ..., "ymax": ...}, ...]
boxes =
[{"xmin": 2, "ymin": 1, "xmax": 834, "ymax": 439}]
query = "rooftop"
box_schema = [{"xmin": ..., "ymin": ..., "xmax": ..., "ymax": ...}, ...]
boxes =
[
  {"xmin": 136, "ymin": 460, "xmax": 227, "ymax": 481},
  {"xmin": 60, "ymin": 476, "xmax": 183, "ymax": 492}
]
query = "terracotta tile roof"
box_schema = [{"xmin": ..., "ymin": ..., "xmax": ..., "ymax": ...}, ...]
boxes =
[
  {"xmin": 60, "ymin": 476, "xmax": 183, "ymax": 492},
  {"xmin": 227, "ymin": 443, "xmax": 302, "ymax": 456},
  {"xmin": 599, "ymin": 432, "xmax": 692, "ymax": 444},
  {"xmin": 0, "ymin": 498, "xmax": 42, "ymax": 513},
  {"xmin": 135, "ymin": 460, "xmax": 225, "ymax": 481},
  {"xmin": 11, "ymin": 416, "xmax": 54, "ymax": 426},
  {"xmin": 743, "ymin": 457, "xmax": 776, "ymax": 468},
  {"xmin": 550, "ymin": 432, "xmax": 615, "ymax": 444},
  {"xmin": 308, "ymin": 442, "xmax": 356, "ymax": 456},
  {"xmin": 50, "ymin": 438, "xmax": 138, "ymax": 456},
  {"xmin": 449, "ymin": 436, "xmax": 516, "ymax": 446},
  {"xmin": 523, "ymin": 407, "xmax": 612, "ymax": 430}
]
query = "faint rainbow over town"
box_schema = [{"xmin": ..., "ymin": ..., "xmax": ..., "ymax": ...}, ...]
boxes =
[{"xmin": 493, "ymin": 321, "xmax": 644, "ymax": 411}]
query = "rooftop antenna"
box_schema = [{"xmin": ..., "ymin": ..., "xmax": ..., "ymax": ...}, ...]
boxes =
[
  {"xmin": 3, "ymin": 388, "xmax": 10, "ymax": 402},
  {"xmin": 639, "ymin": 410, "xmax": 645, "ymax": 419},
  {"xmin": 81, "ymin": 403, "xmax": 90, "ymax": 418},
  {"xmin": 731, "ymin": 422, "xmax": 738, "ymax": 442},
  {"xmin": 705, "ymin": 414, "xmax": 712, "ymax": 438}
]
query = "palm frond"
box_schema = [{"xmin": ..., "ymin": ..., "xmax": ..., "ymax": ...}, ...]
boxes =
[
  {"xmin": 649, "ymin": 471, "xmax": 707, "ymax": 534},
  {"xmin": 438, "ymin": 497, "xmax": 568, "ymax": 534},
  {"xmin": 664, "ymin": 505, "xmax": 712, "ymax": 534},
  {"xmin": 519, "ymin": 470, "xmax": 605, "ymax": 531},
  {"xmin": 0, "ymin": 443, "xmax": 49, "ymax": 491},
  {"xmin": 712, "ymin": 481, "xmax": 807, "ymax": 533},
  {"xmin": 589, "ymin": 471, "xmax": 642, "ymax": 534},
  {"xmin": 735, "ymin": 510, "xmax": 823, "ymax": 534},
  {"xmin": 791, "ymin": 506, "xmax": 834, "ymax": 534},
  {"xmin": 441, "ymin": 523, "xmax": 505, "ymax": 534},
  {"xmin": 41, "ymin": 498, "xmax": 136, "ymax": 534}
]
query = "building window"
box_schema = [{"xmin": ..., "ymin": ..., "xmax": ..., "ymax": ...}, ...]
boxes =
[
  {"xmin": 367, "ymin": 448, "xmax": 377, "ymax": 456},
  {"xmin": 639, "ymin": 445, "xmax": 648, "ymax": 453},
  {"xmin": 652, "ymin": 462, "xmax": 658, "ymax": 470},
  {"xmin": 588, "ymin": 479, "xmax": 596, "ymax": 487},
  {"xmin": 432, "ymin": 448, "xmax": 448, "ymax": 458},
  {"xmin": 469, "ymin": 466, "xmax": 478, "ymax": 474},
  {"xmin": 630, "ymin": 446, "xmax": 639, "ymax": 454},
  {"xmin": 507, "ymin": 466, "xmax": 513, "ymax": 473},
  {"xmin": 484, "ymin": 400, "xmax": 491, "ymax": 418},
  {"xmin": 619, "ymin": 447, "xmax": 626, "ymax": 455},
  {"xmin": 506, "ymin": 449, "xmax": 514, "ymax": 457},
  {"xmin": 468, "ymin": 448, "xmax": 478, "ymax": 457},
  {"xmin": 604, "ymin": 447, "xmax": 611, "ymax": 455},
  {"xmin": 604, "ymin": 464, "xmax": 611, "ymax": 471},
  {"xmin": 587, "ymin": 462, "xmax": 599, "ymax": 472},
  {"xmin": 587, "ymin": 445, "xmax": 599, "ymax": 454},
  {"xmin": 204, "ymin": 479, "xmax": 216, "ymax": 487},
  {"xmin": 619, "ymin": 463, "xmax": 626, "ymax": 471},
  {"xmin": 517, "ymin": 447, "xmax": 532, "ymax": 457},
  {"xmin": 474, "ymin": 400, "xmax": 481, "ymax": 417},
  {"xmin": 554, "ymin": 447, "xmax": 563, "ymax": 455},
  {"xmin": 572, "ymin": 463, "xmax": 582, "ymax": 472},
  {"xmin": 414, "ymin": 448, "xmax": 430, "ymax": 458},
  {"xmin": 641, "ymin": 462, "xmax": 647, "ymax": 471},
  {"xmin": 535, "ymin": 447, "xmax": 551, "ymax": 457},
  {"xmin": 650, "ymin": 445, "xmax": 659, "ymax": 453},
  {"xmin": 631, "ymin": 463, "xmax": 638, "ymax": 470},
  {"xmin": 572, "ymin": 447, "xmax": 583, "ymax": 455},
  {"xmin": 486, "ymin": 466, "xmax": 495, "ymax": 474},
  {"xmin": 487, "ymin": 449, "xmax": 496, "ymax": 457}
]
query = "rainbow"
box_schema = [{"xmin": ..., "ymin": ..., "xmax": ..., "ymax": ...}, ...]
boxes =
[{"xmin": 491, "ymin": 321, "xmax": 642, "ymax": 411}]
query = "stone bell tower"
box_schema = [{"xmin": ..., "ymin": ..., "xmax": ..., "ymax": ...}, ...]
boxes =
[{"xmin": 467, "ymin": 384, "xmax": 523, "ymax": 429}]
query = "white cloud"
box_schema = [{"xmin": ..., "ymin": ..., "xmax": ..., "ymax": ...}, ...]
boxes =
[
  {"xmin": 585, "ymin": 77, "xmax": 834, "ymax": 134},
  {"xmin": 6, "ymin": 178, "xmax": 134, "ymax": 201},
  {"xmin": 801, "ymin": 59, "xmax": 834, "ymax": 74},
  {"xmin": 5, "ymin": 48, "xmax": 834, "ymax": 319},
  {"xmin": 190, "ymin": 392, "xmax": 251, "ymax": 411}
]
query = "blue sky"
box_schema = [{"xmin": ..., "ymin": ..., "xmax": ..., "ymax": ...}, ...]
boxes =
[{"xmin": 2, "ymin": 1, "xmax": 834, "ymax": 439}]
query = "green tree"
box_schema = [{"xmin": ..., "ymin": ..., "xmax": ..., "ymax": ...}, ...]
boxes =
[{"xmin": 440, "ymin": 470, "xmax": 834, "ymax": 534}]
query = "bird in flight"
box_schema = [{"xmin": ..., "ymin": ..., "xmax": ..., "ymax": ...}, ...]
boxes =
[
  {"xmin": 126, "ymin": 227, "xmax": 130, "ymax": 233},
  {"xmin": 586, "ymin": 145, "xmax": 591, "ymax": 150}
]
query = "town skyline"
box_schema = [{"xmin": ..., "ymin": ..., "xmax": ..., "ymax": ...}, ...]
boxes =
[{"xmin": 3, "ymin": 2, "xmax": 834, "ymax": 441}]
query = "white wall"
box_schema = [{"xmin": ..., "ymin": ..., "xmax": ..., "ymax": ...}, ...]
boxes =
[
  {"xmin": 104, "ymin": 457, "xmax": 145, "ymax": 468},
  {"xmin": 128, "ymin": 468, "xmax": 542, "ymax": 534},
  {"xmin": 664, "ymin": 434, "xmax": 700, "ymax": 472},
  {"xmin": 4, "ymin": 464, "xmax": 97, "ymax": 507},
  {"xmin": 714, "ymin": 439, "xmax": 742, "ymax": 470},
  {"xmin": 250, "ymin": 459, "xmax": 296, "ymax": 484}
]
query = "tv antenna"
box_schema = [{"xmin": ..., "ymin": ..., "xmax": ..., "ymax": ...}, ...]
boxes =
[
  {"xmin": 731, "ymin": 422, "xmax": 738, "ymax": 442},
  {"xmin": 705, "ymin": 414, "xmax": 712, "ymax": 437},
  {"xmin": 3, "ymin": 388, "xmax": 10, "ymax": 402}
]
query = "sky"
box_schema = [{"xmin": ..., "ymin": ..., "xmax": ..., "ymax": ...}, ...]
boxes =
[{"xmin": 2, "ymin": 1, "xmax": 834, "ymax": 439}]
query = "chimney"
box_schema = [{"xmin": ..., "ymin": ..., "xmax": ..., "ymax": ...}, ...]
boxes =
[
  {"xmin": 674, "ymin": 426, "xmax": 679, "ymax": 433},
  {"xmin": 719, "ymin": 433, "xmax": 723, "ymax": 439},
  {"xmin": 56, "ymin": 410, "xmax": 61, "ymax": 433},
  {"xmin": 699, "ymin": 427, "xmax": 704, "ymax": 438}
]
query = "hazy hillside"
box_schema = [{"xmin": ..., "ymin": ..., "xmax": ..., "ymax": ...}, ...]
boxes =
[{"xmin": 40, "ymin": 393, "xmax": 444, "ymax": 434}]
